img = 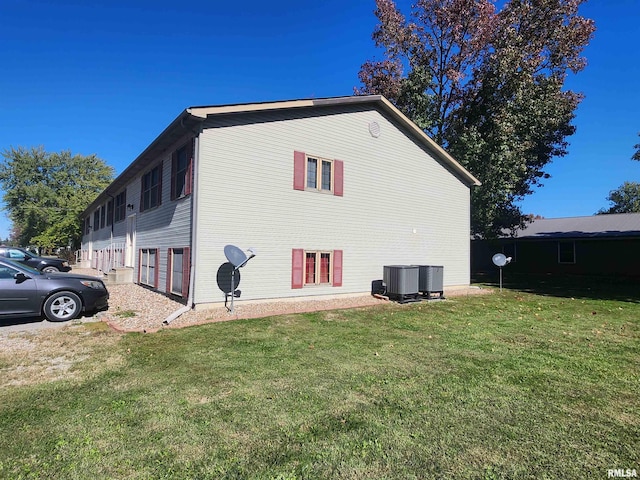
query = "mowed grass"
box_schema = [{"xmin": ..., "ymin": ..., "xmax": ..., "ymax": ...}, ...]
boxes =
[{"xmin": 0, "ymin": 280, "xmax": 638, "ymax": 479}]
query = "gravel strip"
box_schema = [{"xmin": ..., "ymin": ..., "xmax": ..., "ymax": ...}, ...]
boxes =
[{"xmin": 77, "ymin": 269, "xmax": 492, "ymax": 333}]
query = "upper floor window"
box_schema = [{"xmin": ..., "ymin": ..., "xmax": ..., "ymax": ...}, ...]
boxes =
[
  {"xmin": 293, "ymin": 151, "xmax": 343, "ymax": 196},
  {"xmin": 114, "ymin": 190, "xmax": 126, "ymax": 222},
  {"xmin": 306, "ymin": 157, "xmax": 333, "ymax": 192},
  {"xmin": 100, "ymin": 204, "xmax": 106, "ymax": 229},
  {"xmin": 93, "ymin": 210, "xmax": 100, "ymax": 231},
  {"xmin": 141, "ymin": 164, "xmax": 162, "ymax": 212},
  {"xmin": 171, "ymin": 141, "xmax": 193, "ymax": 200},
  {"xmin": 106, "ymin": 199, "xmax": 114, "ymax": 226}
]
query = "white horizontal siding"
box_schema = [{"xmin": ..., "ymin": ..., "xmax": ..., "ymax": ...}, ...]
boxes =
[{"xmin": 193, "ymin": 107, "xmax": 470, "ymax": 305}]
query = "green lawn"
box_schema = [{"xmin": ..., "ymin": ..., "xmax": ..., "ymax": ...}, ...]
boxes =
[{"xmin": 1, "ymin": 280, "xmax": 638, "ymax": 479}]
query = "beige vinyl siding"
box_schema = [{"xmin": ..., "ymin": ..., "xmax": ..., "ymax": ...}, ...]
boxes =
[{"xmin": 193, "ymin": 106, "xmax": 470, "ymax": 304}]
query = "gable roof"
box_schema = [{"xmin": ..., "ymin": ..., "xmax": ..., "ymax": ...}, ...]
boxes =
[
  {"xmin": 513, "ymin": 213, "xmax": 640, "ymax": 239},
  {"xmin": 82, "ymin": 95, "xmax": 480, "ymax": 217}
]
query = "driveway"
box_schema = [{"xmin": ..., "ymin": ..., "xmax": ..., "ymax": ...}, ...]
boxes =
[{"xmin": 0, "ymin": 315, "xmax": 98, "ymax": 334}]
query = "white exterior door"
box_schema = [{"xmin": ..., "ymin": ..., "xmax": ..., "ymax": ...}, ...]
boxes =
[{"xmin": 125, "ymin": 214, "xmax": 136, "ymax": 267}]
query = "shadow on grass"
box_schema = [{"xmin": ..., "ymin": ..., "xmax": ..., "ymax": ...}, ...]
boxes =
[{"xmin": 473, "ymin": 272, "xmax": 640, "ymax": 303}]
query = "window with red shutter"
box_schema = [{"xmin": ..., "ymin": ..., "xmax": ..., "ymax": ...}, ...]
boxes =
[
  {"xmin": 294, "ymin": 151, "xmax": 344, "ymax": 196},
  {"xmin": 296, "ymin": 250, "xmax": 342, "ymax": 287}
]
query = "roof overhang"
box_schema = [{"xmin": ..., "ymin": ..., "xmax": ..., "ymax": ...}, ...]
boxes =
[
  {"xmin": 186, "ymin": 95, "xmax": 481, "ymax": 188},
  {"xmin": 81, "ymin": 95, "xmax": 480, "ymax": 217}
]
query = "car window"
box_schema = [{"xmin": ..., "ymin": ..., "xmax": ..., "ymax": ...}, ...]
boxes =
[
  {"xmin": 0, "ymin": 265, "xmax": 19, "ymax": 279},
  {"xmin": 8, "ymin": 249, "xmax": 27, "ymax": 260},
  {"xmin": 1, "ymin": 258, "xmax": 41, "ymax": 276}
]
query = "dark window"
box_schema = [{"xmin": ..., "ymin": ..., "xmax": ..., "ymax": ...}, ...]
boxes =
[
  {"xmin": 558, "ymin": 241, "xmax": 575, "ymax": 264},
  {"xmin": 115, "ymin": 190, "xmax": 126, "ymax": 222},
  {"xmin": 171, "ymin": 142, "xmax": 192, "ymax": 200},
  {"xmin": 106, "ymin": 200, "xmax": 114, "ymax": 226},
  {"xmin": 141, "ymin": 164, "xmax": 162, "ymax": 211},
  {"xmin": 100, "ymin": 205, "xmax": 106, "ymax": 229},
  {"xmin": 93, "ymin": 210, "xmax": 100, "ymax": 231}
]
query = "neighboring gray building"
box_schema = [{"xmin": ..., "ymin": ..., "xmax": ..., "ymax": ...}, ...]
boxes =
[
  {"xmin": 80, "ymin": 95, "xmax": 480, "ymax": 309},
  {"xmin": 472, "ymin": 213, "xmax": 640, "ymax": 277}
]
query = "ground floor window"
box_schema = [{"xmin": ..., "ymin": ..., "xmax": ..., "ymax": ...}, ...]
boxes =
[
  {"xmin": 292, "ymin": 249, "xmax": 342, "ymax": 289},
  {"xmin": 166, "ymin": 247, "xmax": 190, "ymax": 297},
  {"xmin": 558, "ymin": 241, "xmax": 575, "ymax": 264},
  {"xmin": 305, "ymin": 251, "xmax": 332, "ymax": 285},
  {"xmin": 139, "ymin": 248, "xmax": 158, "ymax": 287}
]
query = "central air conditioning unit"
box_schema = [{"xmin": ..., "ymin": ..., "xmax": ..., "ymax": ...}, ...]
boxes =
[
  {"xmin": 383, "ymin": 265, "xmax": 420, "ymax": 303},
  {"xmin": 414, "ymin": 265, "xmax": 445, "ymax": 299}
]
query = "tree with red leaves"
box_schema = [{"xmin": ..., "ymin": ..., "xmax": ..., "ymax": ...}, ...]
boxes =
[{"xmin": 358, "ymin": 0, "xmax": 595, "ymax": 237}]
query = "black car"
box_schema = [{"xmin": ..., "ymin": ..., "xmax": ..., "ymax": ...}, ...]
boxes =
[
  {"xmin": 0, "ymin": 258, "xmax": 108, "ymax": 322},
  {"xmin": 0, "ymin": 246, "xmax": 72, "ymax": 273}
]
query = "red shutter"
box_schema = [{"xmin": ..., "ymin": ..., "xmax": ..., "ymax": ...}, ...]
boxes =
[
  {"xmin": 166, "ymin": 248, "xmax": 172, "ymax": 292},
  {"xmin": 332, "ymin": 250, "xmax": 343, "ymax": 287},
  {"xmin": 154, "ymin": 249, "xmax": 160, "ymax": 288},
  {"xmin": 293, "ymin": 151, "xmax": 306, "ymax": 191},
  {"xmin": 182, "ymin": 247, "xmax": 191, "ymax": 299},
  {"xmin": 291, "ymin": 248, "xmax": 304, "ymax": 289},
  {"xmin": 170, "ymin": 152, "xmax": 177, "ymax": 200},
  {"xmin": 334, "ymin": 160, "xmax": 344, "ymax": 197}
]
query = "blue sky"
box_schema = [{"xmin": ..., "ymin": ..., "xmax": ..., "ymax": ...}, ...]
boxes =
[{"xmin": 0, "ymin": 0, "xmax": 638, "ymax": 240}]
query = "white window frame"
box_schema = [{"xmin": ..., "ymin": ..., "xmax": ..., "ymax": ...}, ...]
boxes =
[
  {"xmin": 169, "ymin": 248, "xmax": 184, "ymax": 296},
  {"xmin": 139, "ymin": 248, "xmax": 157, "ymax": 286},
  {"xmin": 305, "ymin": 155, "xmax": 334, "ymax": 193},
  {"xmin": 304, "ymin": 250, "xmax": 333, "ymax": 286}
]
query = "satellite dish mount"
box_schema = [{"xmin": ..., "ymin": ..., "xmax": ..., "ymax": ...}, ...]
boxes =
[
  {"xmin": 491, "ymin": 253, "xmax": 512, "ymax": 292},
  {"xmin": 223, "ymin": 245, "xmax": 257, "ymax": 313}
]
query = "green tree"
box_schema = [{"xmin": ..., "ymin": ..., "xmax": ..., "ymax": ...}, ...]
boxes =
[
  {"xmin": 0, "ymin": 146, "xmax": 114, "ymax": 249},
  {"xmin": 597, "ymin": 134, "xmax": 640, "ymax": 214},
  {"xmin": 357, "ymin": 0, "xmax": 595, "ymax": 237},
  {"xmin": 597, "ymin": 182, "xmax": 640, "ymax": 214}
]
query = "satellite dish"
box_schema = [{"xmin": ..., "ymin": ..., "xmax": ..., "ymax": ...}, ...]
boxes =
[
  {"xmin": 492, "ymin": 253, "xmax": 508, "ymax": 267},
  {"xmin": 224, "ymin": 245, "xmax": 249, "ymax": 268},
  {"xmin": 222, "ymin": 245, "xmax": 257, "ymax": 313},
  {"xmin": 491, "ymin": 252, "xmax": 512, "ymax": 293}
]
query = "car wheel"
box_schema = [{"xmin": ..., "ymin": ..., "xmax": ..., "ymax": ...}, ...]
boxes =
[
  {"xmin": 43, "ymin": 291, "xmax": 82, "ymax": 322},
  {"xmin": 42, "ymin": 266, "xmax": 60, "ymax": 273}
]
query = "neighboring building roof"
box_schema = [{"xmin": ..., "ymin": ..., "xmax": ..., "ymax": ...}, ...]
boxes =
[
  {"xmin": 81, "ymin": 95, "xmax": 480, "ymax": 217},
  {"xmin": 512, "ymin": 213, "xmax": 640, "ymax": 239}
]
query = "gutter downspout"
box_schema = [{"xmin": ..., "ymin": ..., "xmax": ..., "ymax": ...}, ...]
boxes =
[{"xmin": 163, "ymin": 129, "xmax": 200, "ymax": 325}]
